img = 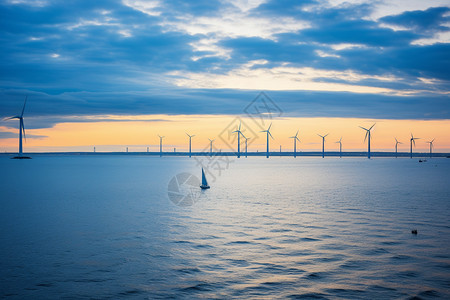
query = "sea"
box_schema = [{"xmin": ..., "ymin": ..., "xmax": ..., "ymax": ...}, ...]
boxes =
[{"xmin": 1, "ymin": 155, "xmax": 449, "ymax": 299}]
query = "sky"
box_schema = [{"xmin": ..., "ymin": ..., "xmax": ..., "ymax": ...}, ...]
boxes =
[{"xmin": 0, "ymin": 0, "xmax": 449, "ymax": 152}]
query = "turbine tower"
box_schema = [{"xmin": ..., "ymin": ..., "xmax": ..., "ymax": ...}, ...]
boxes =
[
  {"xmin": 317, "ymin": 133, "xmax": 328, "ymax": 158},
  {"xmin": 410, "ymin": 133, "xmax": 420, "ymax": 159},
  {"xmin": 289, "ymin": 130, "xmax": 300, "ymax": 158},
  {"xmin": 359, "ymin": 123, "xmax": 375, "ymax": 159},
  {"xmin": 208, "ymin": 138, "xmax": 215, "ymax": 157},
  {"xmin": 5, "ymin": 96, "xmax": 30, "ymax": 159},
  {"xmin": 158, "ymin": 134, "xmax": 164, "ymax": 157},
  {"xmin": 394, "ymin": 138, "xmax": 402, "ymax": 158},
  {"xmin": 426, "ymin": 138, "xmax": 435, "ymax": 158},
  {"xmin": 232, "ymin": 122, "xmax": 246, "ymax": 158},
  {"xmin": 186, "ymin": 133, "xmax": 195, "ymax": 158},
  {"xmin": 261, "ymin": 123, "xmax": 274, "ymax": 158},
  {"xmin": 336, "ymin": 137, "xmax": 342, "ymax": 158}
]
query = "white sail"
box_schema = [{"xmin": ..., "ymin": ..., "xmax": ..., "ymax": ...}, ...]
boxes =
[{"xmin": 202, "ymin": 168, "xmax": 208, "ymax": 186}]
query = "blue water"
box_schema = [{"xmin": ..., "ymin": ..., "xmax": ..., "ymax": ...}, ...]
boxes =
[{"xmin": 1, "ymin": 155, "xmax": 449, "ymax": 299}]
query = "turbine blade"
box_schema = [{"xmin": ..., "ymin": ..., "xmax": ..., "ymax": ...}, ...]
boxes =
[
  {"xmin": 5, "ymin": 116, "xmax": 20, "ymax": 120},
  {"xmin": 295, "ymin": 130, "xmax": 299, "ymax": 137},
  {"xmin": 413, "ymin": 139, "xmax": 415, "ymax": 146},
  {"xmin": 324, "ymin": 133, "xmax": 329, "ymax": 138},
  {"xmin": 364, "ymin": 131, "xmax": 368, "ymax": 142},
  {"xmin": 359, "ymin": 126, "xmax": 368, "ymax": 131},
  {"xmin": 238, "ymin": 122, "xmax": 241, "ymax": 131},
  {"xmin": 296, "ymin": 137, "xmax": 300, "ymax": 142},
  {"xmin": 369, "ymin": 123, "xmax": 375, "ymax": 130},
  {"xmin": 268, "ymin": 122, "xmax": 272, "ymax": 131},
  {"xmin": 21, "ymin": 96, "xmax": 28, "ymax": 118}
]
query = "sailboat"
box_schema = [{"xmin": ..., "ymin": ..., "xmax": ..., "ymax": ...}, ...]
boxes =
[{"xmin": 200, "ymin": 168, "xmax": 210, "ymax": 189}]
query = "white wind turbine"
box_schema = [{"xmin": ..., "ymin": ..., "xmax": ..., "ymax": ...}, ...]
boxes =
[
  {"xmin": 5, "ymin": 96, "xmax": 30, "ymax": 159},
  {"xmin": 186, "ymin": 133, "xmax": 195, "ymax": 158},
  {"xmin": 232, "ymin": 122, "xmax": 246, "ymax": 158},
  {"xmin": 394, "ymin": 137, "xmax": 402, "ymax": 158},
  {"xmin": 336, "ymin": 137, "xmax": 342, "ymax": 158},
  {"xmin": 410, "ymin": 133, "xmax": 420, "ymax": 159},
  {"xmin": 244, "ymin": 136, "xmax": 250, "ymax": 158},
  {"xmin": 289, "ymin": 130, "xmax": 300, "ymax": 158},
  {"xmin": 426, "ymin": 138, "xmax": 435, "ymax": 158},
  {"xmin": 317, "ymin": 133, "xmax": 328, "ymax": 158},
  {"xmin": 208, "ymin": 138, "xmax": 215, "ymax": 157},
  {"xmin": 158, "ymin": 134, "xmax": 165, "ymax": 157},
  {"xmin": 261, "ymin": 123, "xmax": 273, "ymax": 158},
  {"xmin": 359, "ymin": 123, "xmax": 375, "ymax": 159}
]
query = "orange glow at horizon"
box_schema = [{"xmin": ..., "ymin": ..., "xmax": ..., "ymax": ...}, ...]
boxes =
[{"xmin": 1, "ymin": 115, "xmax": 449, "ymax": 153}]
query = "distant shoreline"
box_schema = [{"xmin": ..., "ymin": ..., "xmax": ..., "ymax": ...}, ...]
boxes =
[{"xmin": 1, "ymin": 152, "xmax": 449, "ymax": 158}]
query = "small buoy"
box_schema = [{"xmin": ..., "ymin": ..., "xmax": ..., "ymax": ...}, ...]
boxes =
[{"xmin": 411, "ymin": 229, "xmax": 418, "ymax": 235}]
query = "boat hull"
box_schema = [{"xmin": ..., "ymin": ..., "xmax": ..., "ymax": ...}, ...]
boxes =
[{"xmin": 200, "ymin": 185, "xmax": 210, "ymax": 189}]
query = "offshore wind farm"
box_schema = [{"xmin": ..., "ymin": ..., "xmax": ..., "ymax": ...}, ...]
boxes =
[
  {"xmin": 1, "ymin": 1, "xmax": 450, "ymax": 299},
  {"xmin": 2, "ymin": 103, "xmax": 449, "ymax": 159}
]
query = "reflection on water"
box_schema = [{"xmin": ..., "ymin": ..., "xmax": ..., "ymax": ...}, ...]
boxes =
[{"xmin": 0, "ymin": 156, "xmax": 449, "ymax": 298}]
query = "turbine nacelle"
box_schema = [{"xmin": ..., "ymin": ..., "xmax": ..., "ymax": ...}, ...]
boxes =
[
  {"xmin": 317, "ymin": 133, "xmax": 328, "ymax": 140},
  {"xmin": 261, "ymin": 122, "xmax": 274, "ymax": 139},
  {"xmin": 359, "ymin": 123, "xmax": 375, "ymax": 142},
  {"xmin": 410, "ymin": 133, "xmax": 420, "ymax": 146},
  {"xmin": 289, "ymin": 130, "xmax": 300, "ymax": 142}
]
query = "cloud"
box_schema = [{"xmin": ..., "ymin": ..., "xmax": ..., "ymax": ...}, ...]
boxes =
[
  {"xmin": 169, "ymin": 61, "xmax": 412, "ymax": 95},
  {"xmin": 380, "ymin": 7, "xmax": 450, "ymax": 32},
  {"xmin": 0, "ymin": 130, "xmax": 47, "ymax": 139},
  {"xmin": 0, "ymin": 0, "xmax": 448, "ymax": 126}
]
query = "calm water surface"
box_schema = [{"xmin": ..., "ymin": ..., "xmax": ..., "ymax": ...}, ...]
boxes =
[{"xmin": 0, "ymin": 155, "xmax": 449, "ymax": 299}]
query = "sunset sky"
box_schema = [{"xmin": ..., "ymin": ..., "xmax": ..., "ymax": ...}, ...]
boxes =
[{"xmin": 1, "ymin": 0, "xmax": 449, "ymax": 153}]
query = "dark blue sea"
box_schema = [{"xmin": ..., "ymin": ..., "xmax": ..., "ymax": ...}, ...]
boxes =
[{"xmin": 1, "ymin": 155, "xmax": 449, "ymax": 299}]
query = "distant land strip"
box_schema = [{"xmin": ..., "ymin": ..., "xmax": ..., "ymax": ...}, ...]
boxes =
[{"xmin": 1, "ymin": 152, "xmax": 449, "ymax": 158}]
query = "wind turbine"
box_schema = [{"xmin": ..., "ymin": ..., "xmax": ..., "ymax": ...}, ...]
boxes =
[
  {"xmin": 289, "ymin": 130, "xmax": 300, "ymax": 158},
  {"xmin": 5, "ymin": 96, "xmax": 30, "ymax": 159},
  {"xmin": 336, "ymin": 137, "xmax": 342, "ymax": 158},
  {"xmin": 410, "ymin": 133, "xmax": 420, "ymax": 159},
  {"xmin": 158, "ymin": 134, "xmax": 164, "ymax": 157},
  {"xmin": 244, "ymin": 136, "xmax": 250, "ymax": 158},
  {"xmin": 186, "ymin": 133, "xmax": 195, "ymax": 158},
  {"xmin": 317, "ymin": 133, "xmax": 328, "ymax": 158},
  {"xmin": 208, "ymin": 138, "xmax": 215, "ymax": 157},
  {"xmin": 426, "ymin": 138, "xmax": 435, "ymax": 158},
  {"xmin": 232, "ymin": 122, "xmax": 246, "ymax": 158},
  {"xmin": 394, "ymin": 138, "xmax": 402, "ymax": 158},
  {"xmin": 359, "ymin": 123, "xmax": 375, "ymax": 159},
  {"xmin": 261, "ymin": 123, "xmax": 273, "ymax": 158}
]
